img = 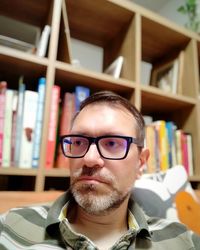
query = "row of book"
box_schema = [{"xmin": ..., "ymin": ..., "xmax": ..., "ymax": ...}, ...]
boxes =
[
  {"xmin": 145, "ymin": 119, "xmax": 194, "ymax": 176},
  {"xmin": 46, "ymin": 85, "xmax": 90, "ymax": 169},
  {"xmin": 0, "ymin": 78, "xmax": 90, "ymax": 169},
  {"xmin": 0, "ymin": 77, "xmax": 46, "ymax": 168}
]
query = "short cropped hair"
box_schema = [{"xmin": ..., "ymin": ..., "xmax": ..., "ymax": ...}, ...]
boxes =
[{"xmin": 75, "ymin": 90, "xmax": 145, "ymax": 147}]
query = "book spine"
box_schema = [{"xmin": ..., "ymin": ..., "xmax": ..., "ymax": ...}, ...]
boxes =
[
  {"xmin": 2, "ymin": 90, "xmax": 14, "ymax": 167},
  {"xmin": 36, "ymin": 25, "xmax": 51, "ymax": 57},
  {"xmin": 186, "ymin": 133, "xmax": 194, "ymax": 176},
  {"xmin": 32, "ymin": 77, "xmax": 46, "ymax": 168},
  {"xmin": 55, "ymin": 92, "xmax": 75, "ymax": 168},
  {"xmin": 45, "ymin": 85, "xmax": 60, "ymax": 169},
  {"xmin": 19, "ymin": 91, "xmax": 38, "ymax": 168},
  {"xmin": 10, "ymin": 91, "xmax": 18, "ymax": 166},
  {"xmin": 75, "ymin": 86, "xmax": 90, "ymax": 111},
  {"xmin": 14, "ymin": 81, "xmax": 25, "ymax": 166},
  {"xmin": 0, "ymin": 81, "xmax": 7, "ymax": 166}
]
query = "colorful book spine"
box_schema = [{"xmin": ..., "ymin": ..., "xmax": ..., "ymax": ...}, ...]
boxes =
[
  {"xmin": 55, "ymin": 92, "xmax": 75, "ymax": 168},
  {"xmin": 175, "ymin": 129, "xmax": 183, "ymax": 166},
  {"xmin": 166, "ymin": 121, "xmax": 177, "ymax": 167},
  {"xmin": 145, "ymin": 125, "xmax": 156, "ymax": 173},
  {"xmin": 0, "ymin": 81, "xmax": 7, "ymax": 166},
  {"xmin": 32, "ymin": 77, "xmax": 46, "ymax": 168},
  {"xmin": 10, "ymin": 91, "xmax": 18, "ymax": 166},
  {"xmin": 14, "ymin": 79, "xmax": 25, "ymax": 166},
  {"xmin": 181, "ymin": 132, "xmax": 189, "ymax": 174},
  {"xmin": 186, "ymin": 133, "xmax": 194, "ymax": 176},
  {"xmin": 19, "ymin": 90, "xmax": 38, "ymax": 168},
  {"xmin": 2, "ymin": 89, "xmax": 14, "ymax": 167},
  {"xmin": 154, "ymin": 120, "xmax": 169, "ymax": 171},
  {"xmin": 75, "ymin": 85, "xmax": 90, "ymax": 111},
  {"xmin": 45, "ymin": 85, "xmax": 60, "ymax": 169}
]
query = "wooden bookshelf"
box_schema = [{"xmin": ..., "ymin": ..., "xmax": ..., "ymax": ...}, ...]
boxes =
[{"xmin": 0, "ymin": 0, "xmax": 200, "ymax": 191}]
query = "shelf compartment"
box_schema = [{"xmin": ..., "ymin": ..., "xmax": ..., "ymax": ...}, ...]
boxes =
[
  {"xmin": 0, "ymin": 46, "xmax": 48, "ymax": 89},
  {"xmin": 55, "ymin": 61, "xmax": 135, "ymax": 98},
  {"xmin": 141, "ymin": 16, "xmax": 191, "ymax": 64},
  {"xmin": 0, "ymin": 0, "xmax": 53, "ymax": 27},
  {"xmin": 141, "ymin": 85, "xmax": 196, "ymax": 114},
  {"xmin": 58, "ymin": 0, "xmax": 137, "ymax": 81},
  {"xmin": 66, "ymin": 0, "xmax": 134, "ymax": 47}
]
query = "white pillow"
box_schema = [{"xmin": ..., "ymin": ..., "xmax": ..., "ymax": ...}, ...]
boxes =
[{"xmin": 133, "ymin": 165, "xmax": 197, "ymax": 221}]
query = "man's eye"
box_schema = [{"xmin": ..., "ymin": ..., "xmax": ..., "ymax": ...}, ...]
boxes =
[
  {"xmin": 106, "ymin": 141, "xmax": 117, "ymax": 147},
  {"xmin": 73, "ymin": 140, "xmax": 82, "ymax": 146}
]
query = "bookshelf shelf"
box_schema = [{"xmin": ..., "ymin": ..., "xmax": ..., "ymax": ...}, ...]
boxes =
[
  {"xmin": 1, "ymin": 0, "xmax": 200, "ymax": 191},
  {"xmin": 0, "ymin": 168, "xmax": 38, "ymax": 176},
  {"xmin": 55, "ymin": 61, "xmax": 135, "ymax": 95},
  {"xmin": 0, "ymin": 46, "xmax": 49, "ymax": 66},
  {"xmin": 45, "ymin": 168, "xmax": 70, "ymax": 177}
]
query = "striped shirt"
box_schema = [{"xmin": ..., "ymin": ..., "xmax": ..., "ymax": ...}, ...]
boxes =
[{"xmin": 0, "ymin": 190, "xmax": 199, "ymax": 249}]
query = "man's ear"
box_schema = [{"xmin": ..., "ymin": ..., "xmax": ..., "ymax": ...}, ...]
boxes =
[{"xmin": 137, "ymin": 148, "xmax": 150, "ymax": 179}]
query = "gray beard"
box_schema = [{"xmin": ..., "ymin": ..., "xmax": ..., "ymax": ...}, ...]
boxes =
[{"xmin": 70, "ymin": 182, "xmax": 130, "ymax": 216}]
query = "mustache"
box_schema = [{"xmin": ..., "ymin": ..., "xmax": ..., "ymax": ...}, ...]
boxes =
[{"xmin": 71, "ymin": 165, "xmax": 115, "ymax": 184}]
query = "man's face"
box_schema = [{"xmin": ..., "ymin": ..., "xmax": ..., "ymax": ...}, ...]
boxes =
[{"xmin": 69, "ymin": 104, "xmax": 148, "ymax": 215}]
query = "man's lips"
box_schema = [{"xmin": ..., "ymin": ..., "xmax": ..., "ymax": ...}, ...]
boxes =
[{"xmin": 76, "ymin": 176, "xmax": 108, "ymax": 184}]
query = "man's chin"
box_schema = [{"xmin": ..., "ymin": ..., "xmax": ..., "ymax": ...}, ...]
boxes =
[{"xmin": 70, "ymin": 185, "xmax": 130, "ymax": 216}]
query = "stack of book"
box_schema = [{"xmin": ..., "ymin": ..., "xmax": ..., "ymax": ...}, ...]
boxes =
[{"xmin": 145, "ymin": 119, "xmax": 194, "ymax": 176}]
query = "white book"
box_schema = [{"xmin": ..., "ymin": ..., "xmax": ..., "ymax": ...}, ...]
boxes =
[
  {"xmin": 19, "ymin": 90, "xmax": 38, "ymax": 168},
  {"xmin": 104, "ymin": 56, "xmax": 124, "ymax": 79},
  {"xmin": 36, "ymin": 25, "xmax": 51, "ymax": 57},
  {"xmin": 2, "ymin": 90, "xmax": 14, "ymax": 167}
]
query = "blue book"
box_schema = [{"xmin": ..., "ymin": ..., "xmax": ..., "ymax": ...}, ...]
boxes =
[
  {"xmin": 32, "ymin": 77, "xmax": 46, "ymax": 168},
  {"xmin": 14, "ymin": 77, "xmax": 25, "ymax": 166},
  {"xmin": 166, "ymin": 121, "xmax": 177, "ymax": 167},
  {"xmin": 75, "ymin": 86, "xmax": 90, "ymax": 111}
]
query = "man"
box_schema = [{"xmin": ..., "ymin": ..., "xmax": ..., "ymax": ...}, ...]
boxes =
[{"xmin": 0, "ymin": 91, "xmax": 199, "ymax": 249}]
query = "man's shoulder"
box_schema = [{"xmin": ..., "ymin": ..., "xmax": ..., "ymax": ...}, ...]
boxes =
[
  {"xmin": 0, "ymin": 204, "xmax": 50, "ymax": 230},
  {"xmin": 147, "ymin": 216, "xmax": 200, "ymax": 244}
]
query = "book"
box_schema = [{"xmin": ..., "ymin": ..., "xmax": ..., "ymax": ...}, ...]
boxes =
[
  {"xmin": 186, "ymin": 133, "xmax": 194, "ymax": 176},
  {"xmin": 175, "ymin": 129, "xmax": 183, "ymax": 166},
  {"xmin": 150, "ymin": 57, "xmax": 179, "ymax": 94},
  {"xmin": 166, "ymin": 121, "xmax": 177, "ymax": 167},
  {"xmin": 75, "ymin": 86, "xmax": 90, "ymax": 111},
  {"xmin": 153, "ymin": 120, "xmax": 169, "ymax": 171},
  {"xmin": 10, "ymin": 91, "xmax": 18, "ymax": 166},
  {"xmin": 19, "ymin": 90, "xmax": 38, "ymax": 168},
  {"xmin": 145, "ymin": 125, "xmax": 157, "ymax": 173},
  {"xmin": 55, "ymin": 92, "xmax": 76, "ymax": 168},
  {"xmin": 36, "ymin": 25, "xmax": 51, "ymax": 57},
  {"xmin": 32, "ymin": 77, "xmax": 46, "ymax": 168},
  {"xmin": 0, "ymin": 81, "xmax": 7, "ymax": 166},
  {"xmin": 14, "ymin": 78, "xmax": 25, "ymax": 166},
  {"xmin": 141, "ymin": 61, "xmax": 152, "ymax": 85},
  {"xmin": 181, "ymin": 132, "xmax": 189, "ymax": 174},
  {"xmin": 104, "ymin": 56, "xmax": 124, "ymax": 79},
  {"xmin": 45, "ymin": 85, "xmax": 61, "ymax": 169},
  {"xmin": 2, "ymin": 89, "xmax": 14, "ymax": 167}
]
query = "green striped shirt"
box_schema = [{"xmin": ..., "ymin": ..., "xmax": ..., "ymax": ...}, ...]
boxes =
[{"xmin": 0, "ymin": 191, "xmax": 199, "ymax": 249}]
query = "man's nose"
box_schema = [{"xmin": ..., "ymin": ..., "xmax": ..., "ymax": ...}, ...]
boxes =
[{"xmin": 83, "ymin": 144, "xmax": 104, "ymax": 167}]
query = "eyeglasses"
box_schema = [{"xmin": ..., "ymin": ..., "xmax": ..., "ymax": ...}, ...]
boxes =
[{"xmin": 60, "ymin": 134, "xmax": 143, "ymax": 160}]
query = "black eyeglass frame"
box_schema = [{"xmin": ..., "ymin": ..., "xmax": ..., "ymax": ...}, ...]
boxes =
[{"xmin": 60, "ymin": 134, "xmax": 143, "ymax": 160}]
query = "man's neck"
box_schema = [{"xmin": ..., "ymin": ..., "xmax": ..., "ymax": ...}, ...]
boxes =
[{"xmin": 68, "ymin": 199, "xmax": 129, "ymax": 249}]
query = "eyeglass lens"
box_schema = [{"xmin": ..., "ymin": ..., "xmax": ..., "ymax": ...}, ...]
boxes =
[{"xmin": 62, "ymin": 136, "xmax": 128, "ymax": 159}]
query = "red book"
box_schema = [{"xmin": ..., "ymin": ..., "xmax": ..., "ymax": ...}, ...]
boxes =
[
  {"xmin": 181, "ymin": 132, "xmax": 189, "ymax": 175},
  {"xmin": 0, "ymin": 81, "xmax": 7, "ymax": 166},
  {"xmin": 55, "ymin": 92, "xmax": 75, "ymax": 168},
  {"xmin": 45, "ymin": 85, "xmax": 60, "ymax": 169}
]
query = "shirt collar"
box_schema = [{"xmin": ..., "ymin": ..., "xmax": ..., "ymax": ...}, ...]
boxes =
[{"xmin": 45, "ymin": 190, "xmax": 151, "ymax": 239}]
